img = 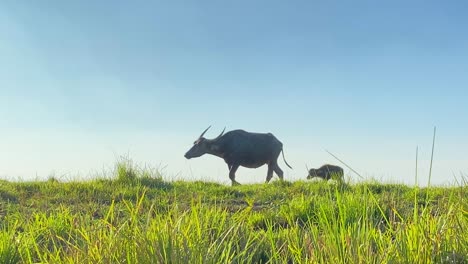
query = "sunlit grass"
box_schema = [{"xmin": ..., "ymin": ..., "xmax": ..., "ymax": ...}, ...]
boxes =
[{"xmin": 0, "ymin": 160, "xmax": 466, "ymax": 263}]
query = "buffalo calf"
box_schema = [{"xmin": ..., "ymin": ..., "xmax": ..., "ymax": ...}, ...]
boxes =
[{"xmin": 307, "ymin": 164, "xmax": 343, "ymax": 181}]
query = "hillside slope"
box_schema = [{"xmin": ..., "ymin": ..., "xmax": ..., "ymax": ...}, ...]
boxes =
[{"xmin": 0, "ymin": 165, "xmax": 466, "ymax": 263}]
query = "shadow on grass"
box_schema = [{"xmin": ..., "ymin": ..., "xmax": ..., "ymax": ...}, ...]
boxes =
[
  {"xmin": 138, "ymin": 177, "xmax": 173, "ymax": 190},
  {"xmin": 0, "ymin": 189, "xmax": 18, "ymax": 203}
]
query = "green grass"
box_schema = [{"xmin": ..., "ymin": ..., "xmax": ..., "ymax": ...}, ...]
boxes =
[{"xmin": 0, "ymin": 161, "xmax": 466, "ymax": 263}]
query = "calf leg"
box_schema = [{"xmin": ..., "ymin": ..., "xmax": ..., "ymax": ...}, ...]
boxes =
[
  {"xmin": 266, "ymin": 164, "xmax": 274, "ymax": 183},
  {"xmin": 228, "ymin": 164, "xmax": 241, "ymax": 186}
]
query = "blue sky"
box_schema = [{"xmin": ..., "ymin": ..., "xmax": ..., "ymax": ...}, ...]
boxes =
[{"xmin": 1, "ymin": 1, "xmax": 467, "ymax": 185}]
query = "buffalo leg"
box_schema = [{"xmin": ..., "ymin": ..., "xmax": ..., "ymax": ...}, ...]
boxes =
[
  {"xmin": 266, "ymin": 164, "xmax": 274, "ymax": 183},
  {"xmin": 228, "ymin": 164, "xmax": 240, "ymax": 186},
  {"xmin": 272, "ymin": 163, "xmax": 284, "ymax": 181}
]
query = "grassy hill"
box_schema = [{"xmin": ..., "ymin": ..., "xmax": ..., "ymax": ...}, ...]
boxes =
[{"xmin": 0, "ymin": 162, "xmax": 466, "ymax": 263}]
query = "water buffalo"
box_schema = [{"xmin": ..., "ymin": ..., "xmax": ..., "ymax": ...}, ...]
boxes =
[
  {"xmin": 307, "ymin": 164, "xmax": 343, "ymax": 181},
  {"xmin": 184, "ymin": 126, "xmax": 292, "ymax": 185}
]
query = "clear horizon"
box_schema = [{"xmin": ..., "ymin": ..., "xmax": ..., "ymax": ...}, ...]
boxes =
[{"xmin": 1, "ymin": 1, "xmax": 467, "ymax": 185}]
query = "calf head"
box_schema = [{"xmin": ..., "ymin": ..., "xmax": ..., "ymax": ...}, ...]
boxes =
[
  {"xmin": 184, "ymin": 126, "xmax": 225, "ymax": 159},
  {"xmin": 307, "ymin": 168, "xmax": 319, "ymax": 179}
]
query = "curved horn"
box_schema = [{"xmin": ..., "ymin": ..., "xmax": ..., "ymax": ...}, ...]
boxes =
[
  {"xmin": 199, "ymin": 125, "xmax": 211, "ymax": 138},
  {"xmin": 213, "ymin": 127, "xmax": 226, "ymax": 140},
  {"xmin": 305, "ymin": 164, "xmax": 310, "ymax": 171}
]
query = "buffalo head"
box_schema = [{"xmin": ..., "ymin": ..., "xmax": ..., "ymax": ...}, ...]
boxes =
[{"xmin": 184, "ymin": 126, "xmax": 225, "ymax": 159}]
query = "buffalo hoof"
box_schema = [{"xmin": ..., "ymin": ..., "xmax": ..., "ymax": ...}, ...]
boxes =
[{"xmin": 231, "ymin": 181, "xmax": 241, "ymax": 186}]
